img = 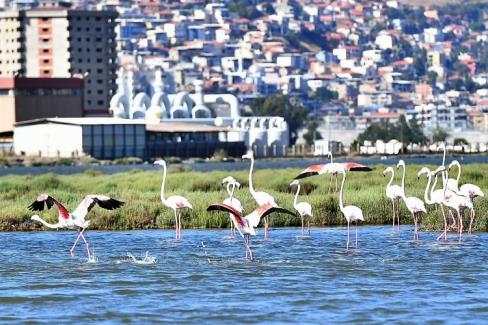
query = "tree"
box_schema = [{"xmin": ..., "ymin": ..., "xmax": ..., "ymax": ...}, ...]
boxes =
[
  {"xmin": 303, "ymin": 120, "xmax": 323, "ymax": 145},
  {"xmin": 249, "ymin": 95, "xmax": 307, "ymax": 144},
  {"xmin": 432, "ymin": 127, "xmax": 450, "ymax": 143},
  {"xmin": 315, "ymin": 87, "xmax": 338, "ymax": 103},
  {"xmin": 427, "ymin": 71, "xmax": 438, "ymax": 85},
  {"xmin": 454, "ymin": 138, "xmax": 469, "ymax": 145},
  {"xmin": 354, "ymin": 115, "xmax": 427, "ymax": 146}
]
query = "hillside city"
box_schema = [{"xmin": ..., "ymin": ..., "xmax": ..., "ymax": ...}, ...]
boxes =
[{"xmin": 1, "ymin": 0, "xmax": 488, "ymax": 159}]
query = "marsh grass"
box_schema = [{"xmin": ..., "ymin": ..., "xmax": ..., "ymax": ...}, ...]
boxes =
[{"xmin": 0, "ymin": 164, "xmax": 487, "ymax": 231}]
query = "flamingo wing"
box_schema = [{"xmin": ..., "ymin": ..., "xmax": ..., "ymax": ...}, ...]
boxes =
[
  {"xmin": 72, "ymin": 195, "xmax": 124, "ymax": 219},
  {"xmin": 27, "ymin": 194, "xmax": 70, "ymax": 219},
  {"xmin": 294, "ymin": 164, "xmax": 327, "ymax": 179},
  {"xmin": 207, "ymin": 203, "xmax": 245, "ymax": 227},
  {"xmin": 342, "ymin": 162, "xmax": 372, "ymax": 172},
  {"xmin": 245, "ymin": 204, "xmax": 297, "ymax": 227}
]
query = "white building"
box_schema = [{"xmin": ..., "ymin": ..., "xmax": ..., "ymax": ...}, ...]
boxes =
[{"xmin": 14, "ymin": 118, "xmax": 146, "ymax": 158}]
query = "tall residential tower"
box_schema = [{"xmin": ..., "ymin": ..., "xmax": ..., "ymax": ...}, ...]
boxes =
[{"xmin": 0, "ymin": 4, "xmax": 117, "ymax": 115}]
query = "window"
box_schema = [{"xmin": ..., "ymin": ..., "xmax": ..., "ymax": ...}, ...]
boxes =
[
  {"xmin": 78, "ymin": 58, "xmax": 82, "ymax": 63},
  {"xmin": 96, "ymin": 48, "xmax": 102, "ymax": 52},
  {"xmin": 42, "ymin": 28, "xmax": 49, "ymax": 32},
  {"xmin": 86, "ymin": 37, "xmax": 90, "ymax": 42},
  {"xmin": 97, "ymin": 79, "xmax": 103, "ymax": 84},
  {"xmin": 42, "ymin": 49, "xmax": 49, "ymax": 53},
  {"xmin": 96, "ymin": 37, "xmax": 102, "ymax": 42},
  {"xmin": 43, "ymin": 69, "xmax": 50, "ymax": 74},
  {"xmin": 96, "ymin": 58, "xmax": 102, "ymax": 63},
  {"xmin": 97, "ymin": 89, "xmax": 103, "ymax": 94},
  {"xmin": 97, "ymin": 100, "xmax": 104, "ymax": 105},
  {"xmin": 97, "ymin": 69, "xmax": 103, "ymax": 73},
  {"xmin": 43, "ymin": 59, "xmax": 49, "ymax": 63},
  {"xmin": 87, "ymin": 100, "xmax": 92, "ymax": 105}
]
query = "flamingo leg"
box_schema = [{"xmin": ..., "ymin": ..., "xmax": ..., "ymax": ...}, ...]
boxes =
[
  {"xmin": 307, "ymin": 218, "xmax": 311, "ymax": 236},
  {"xmin": 173, "ymin": 209, "xmax": 178, "ymax": 239},
  {"xmin": 178, "ymin": 211, "xmax": 182, "ymax": 240},
  {"xmin": 436, "ymin": 205, "xmax": 448, "ymax": 241},
  {"xmin": 79, "ymin": 229, "xmax": 91, "ymax": 258},
  {"xmin": 355, "ymin": 220, "xmax": 359, "ymax": 248},
  {"xmin": 70, "ymin": 230, "xmax": 84, "ymax": 257},
  {"xmin": 391, "ymin": 199, "xmax": 396, "ymax": 231},
  {"xmin": 413, "ymin": 213, "xmax": 417, "ymax": 240},
  {"xmin": 301, "ymin": 215, "xmax": 304, "ymax": 236},
  {"xmin": 396, "ymin": 199, "xmax": 400, "ymax": 232},
  {"xmin": 335, "ymin": 174, "xmax": 338, "ymax": 192},
  {"xmin": 264, "ymin": 216, "xmax": 269, "ymax": 240},
  {"xmin": 468, "ymin": 209, "xmax": 475, "ymax": 235},
  {"xmin": 458, "ymin": 211, "xmax": 463, "ymax": 242},
  {"xmin": 346, "ymin": 221, "xmax": 350, "ymax": 250}
]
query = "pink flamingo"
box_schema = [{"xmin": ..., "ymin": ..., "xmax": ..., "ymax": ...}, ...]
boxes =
[
  {"xmin": 448, "ymin": 160, "xmax": 484, "ymax": 233},
  {"xmin": 242, "ymin": 151, "xmax": 277, "ymax": 239},
  {"xmin": 397, "ymin": 160, "xmax": 426, "ymax": 240},
  {"xmin": 383, "ymin": 166, "xmax": 405, "ymax": 231},
  {"xmin": 337, "ymin": 169, "xmax": 364, "ymax": 249},
  {"xmin": 29, "ymin": 194, "xmax": 124, "ymax": 258},
  {"xmin": 221, "ymin": 176, "xmax": 244, "ymax": 237},
  {"xmin": 207, "ymin": 203, "xmax": 296, "ymax": 260},
  {"xmin": 418, "ymin": 167, "xmax": 449, "ymax": 240},
  {"xmin": 155, "ymin": 160, "xmax": 193, "ymax": 240},
  {"xmin": 435, "ymin": 166, "xmax": 474, "ymax": 241},
  {"xmin": 294, "ymin": 161, "xmax": 372, "ymax": 180},
  {"xmin": 290, "ymin": 180, "xmax": 313, "ymax": 236}
]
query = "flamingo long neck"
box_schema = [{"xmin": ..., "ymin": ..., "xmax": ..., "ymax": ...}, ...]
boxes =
[
  {"xmin": 160, "ymin": 164, "xmax": 168, "ymax": 204},
  {"xmin": 431, "ymin": 172, "xmax": 438, "ymax": 196},
  {"xmin": 386, "ymin": 169, "xmax": 394, "ymax": 188},
  {"xmin": 248, "ymin": 156, "xmax": 257, "ymax": 197},
  {"xmin": 423, "ymin": 172, "xmax": 433, "ymax": 204},
  {"xmin": 339, "ymin": 172, "xmax": 346, "ymax": 212},
  {"xmin": 400, "ymin": 164, "xmax": 406, "ymax": 193},
  {"xmin": 34, "ymin": 217, "xmax": 61, "ymax": 229},
  {"xmin": 293, "ymin": 184, "xmax": 300, "ymax": 208},
  {"xmin": 441, "ymin": 145, "xmax": 447, "ymax": 186},
  {"xmin": 454, "ymin": 161, "xmax": 461, "ymax": 184},
  {"xmin": 229, "ymin": 183, "xmax": 236, "ymax": 203}
]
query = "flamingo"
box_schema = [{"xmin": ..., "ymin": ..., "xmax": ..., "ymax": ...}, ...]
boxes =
[
  {"xmin": 207, "ymin": 203, "xmax": 295, "ymax": 260},
  {"xmin": 337, "ymin": 170, "xmax": 364, "ymax": 249},
  {"xmin": 397, "ymin": 160, "xmax": 426, "ymax": 240},
  {"xmin": 290, "ymin": 180, "xmax": 313, "ymax": 236},
  {"xmin": 448, "ymin": 160, "xmax": 484, "ymax": 233},
  {"xmin": 383, "ymin": 166, "xmax": 404, "ymax": 231},
  {"xmin": 294, "ymin": 161, "xmax": 371, "ymax": 180},
  {"xmin": 28, "ymin": 194, "xmax": 124, "ymax": 258},
  {"xmin": 434, "ymin": 166, "xmax": 473, "ymax": 241},
  {"xmin": 154, "ymin": 160, "xmax": 193, "ymax": 240},
  {"xmin": 221, "ymin": 176, "xmax": 244, "ymax": 237},
  {"xmin": 242, "ymin": 151, "xmax": 277, "ymax": 239},
  {"xmin": 417, "ymin": 167, "xmax": 449, "ymax": 240},
  {"xmin": 326, "ymin": 152, "xmax": 339, "ymax": 192}
]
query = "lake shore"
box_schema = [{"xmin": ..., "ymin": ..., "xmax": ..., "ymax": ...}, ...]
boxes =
[{"xmin": 0, "ymin": 163, "xmax": 486, "ymax": 232}]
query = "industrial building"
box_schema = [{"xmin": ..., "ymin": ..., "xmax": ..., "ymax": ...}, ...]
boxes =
[
  {"xmin": 0, "ymin": 76, "xmax": 84, "ymax": 134},
  {"xmin": 110, "ymin": 71, "xmax": 290, "ymax": 157},
  {"xmin": 0, "ymin": 3, "xmax": 117, "ymax": 115},
  {"xmin": 14, "ymin": 117, "xmax": 246, "ymax": 159}
]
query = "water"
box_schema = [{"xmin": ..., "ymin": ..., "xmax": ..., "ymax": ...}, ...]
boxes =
[
  {"xmin": 1, "ymin": 227, "xmax": 488, "ymax": 323},
  {"xmin": 1, "ymin": 154, "xmax": 487, "ymax": 176}
]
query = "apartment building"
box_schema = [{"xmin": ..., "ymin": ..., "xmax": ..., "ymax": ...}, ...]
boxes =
[{"xmin": 0, "ymin": 5, "xmax": 117, "ymax": 115}]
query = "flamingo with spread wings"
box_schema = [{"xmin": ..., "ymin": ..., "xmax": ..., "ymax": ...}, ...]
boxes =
[
  {"xmin": 28, "ymin": 194, "xmax": 124, "ymax": 258},
  {"xmin": 294, "ymin": 162, "xmax": 372, "ymax": 180},
  {"xmin": 242, "ymin": 151, "xmax": 277, "ymax": 239},
  {"xmin": 155, "ymin": 160, "xmax": 193, "ymax": 240},
  {"xmin": 207, "ymin": 203, "xmax": 295, "ymax": 260}
]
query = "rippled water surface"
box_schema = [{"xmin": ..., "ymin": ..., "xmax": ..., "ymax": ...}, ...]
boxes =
[{"xmin": 1, "ymin": 227, "xmax": 488, "ymax": 323}]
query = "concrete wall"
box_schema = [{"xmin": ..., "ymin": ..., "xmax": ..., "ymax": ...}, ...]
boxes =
[{"xmin": 0, "ymin": 95, "xmax": 16, "ymax": 133}]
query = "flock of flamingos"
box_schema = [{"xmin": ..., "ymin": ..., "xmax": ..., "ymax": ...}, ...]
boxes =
[{"xmin": 28, "ymin": 147, "xmax": 484, "ymax": 261}]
